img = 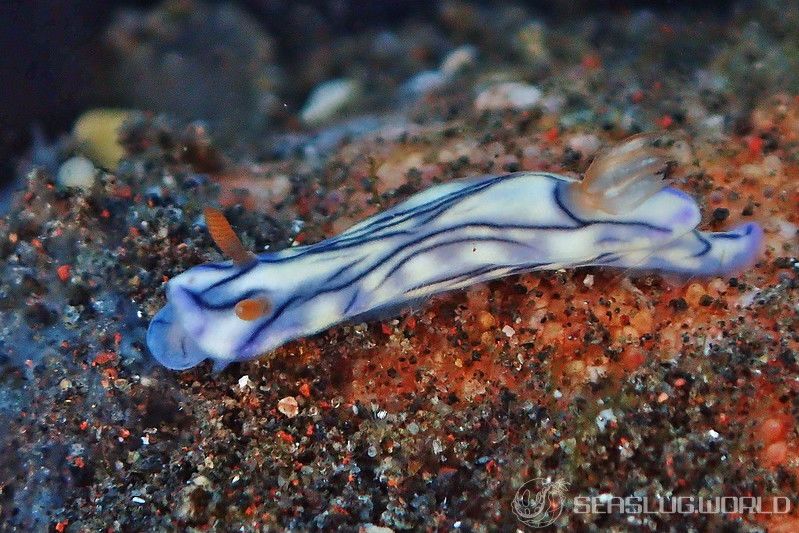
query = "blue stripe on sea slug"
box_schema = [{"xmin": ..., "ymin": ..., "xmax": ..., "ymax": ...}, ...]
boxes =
[{"xmin": 691, "ymin": 232, "xmax": 713, "ymax": 258}]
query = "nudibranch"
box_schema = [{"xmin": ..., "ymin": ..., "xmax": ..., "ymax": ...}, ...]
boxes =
[{"xmin": 147, "ymin": 134, "xmax": 762, "ymax": 371}]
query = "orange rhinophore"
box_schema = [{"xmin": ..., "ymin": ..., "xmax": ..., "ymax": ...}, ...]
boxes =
[{"xmin": 203, "ymin": 207, "xmax": 256, "ymax": 265}]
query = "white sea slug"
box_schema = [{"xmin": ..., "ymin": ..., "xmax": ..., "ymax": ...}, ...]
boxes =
[{"xmin": 147, "ymin": 134, "xmax": 762, "ymax": 371}]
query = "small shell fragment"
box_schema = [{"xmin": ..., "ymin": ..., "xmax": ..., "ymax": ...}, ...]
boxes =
[{"xmin": 278, "ymin": 396, "xmax": 299, "ymax": 418}]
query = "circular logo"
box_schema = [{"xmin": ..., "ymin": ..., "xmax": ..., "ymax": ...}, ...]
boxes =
[{"xmin": 512, "ymin": 478, "xmax": 569, "ymax": 528}]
